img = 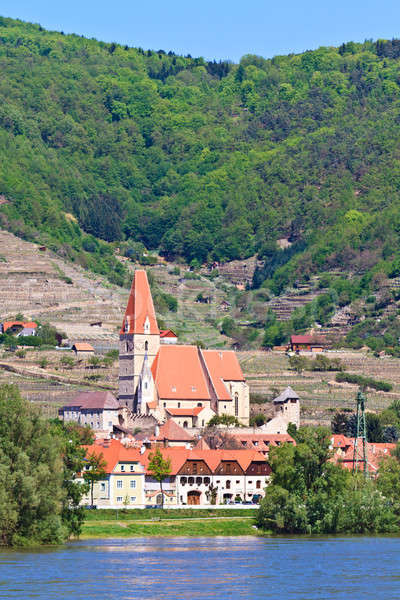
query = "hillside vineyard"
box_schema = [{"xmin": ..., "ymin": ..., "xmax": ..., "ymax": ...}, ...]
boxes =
[{"xmin": 1, "ymin": 17, "xmax": 400, "ymax": 292}]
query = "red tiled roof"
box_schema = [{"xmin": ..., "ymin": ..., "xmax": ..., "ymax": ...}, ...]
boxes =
[
  {"xmin": 72, "ymin": 342, "xmax": 94, "ymax": 352},
  {"xmin": 290, "ymin": 335, "xmax": 326, "ymax": 345},
  {"xmin": 3, "ymin": 321, "xmax": 37, "ymax": 332},
  {"xmin": 151, "ymin": 345, "xmax": 211, "ymax": 400},
  {"xmin": 120, "ymin": 270, "xmax": 159, "ymax": 335},
  {"xmin": 231, "ymin": 433, "xmax": 295, "ymax": 452},
  {"xmin": 153, "ymin": 419, "xmax": 194, "ymax": 442},
  {"xmin": 202, "ymin": 350, "xmax": 245, "ymax": 400},
  {"xmin": 139, "ymin": 447, "xmax": 267, "ymax": 475},
  {"xmin": 165, "ymin": 407, "xmax": 204, "ymax": 416},
  {"xmin": 84, "ymin": 439, "xmax": 143, "ymax": 474},
  {"xmin": 160, "ymin": 329, "xmax": 177, "ymax": 338},
  {"xmin": 194, "ymin": 438, "xmax": 211, "ymax": 450},
  {"xmin": 332, "ymin": 437, "xmax": 396, "ymax": 473}
]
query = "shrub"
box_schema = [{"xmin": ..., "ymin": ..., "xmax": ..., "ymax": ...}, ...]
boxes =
[{"xmin": 336, "ymin": 372, "xmax": 392, "ymax": 392}]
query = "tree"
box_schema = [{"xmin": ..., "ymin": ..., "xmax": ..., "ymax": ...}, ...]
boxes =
[
  {"xmin": 147, "ymin": 448, "xmax": 171, "ymax": 509},
  {"xmin": 288, "ymin": 355, "xmax": 310, "ymax": 375},
  {"xmin": 205, "ymin": 483, "xmax": 218, "ymax": 505},
  {"xmin": 208, "ymin": 414, "xmax": 240, "ymax": 427},
  {"xmin": 331, "ymin": 411, "xmax": 349, "ymax": 434},
  {"xmin": 0, "ymin": 384, "xmax": 88, "ymax": 545},
  {"xmin": 83, "ymin": 452, "xmax": 107, "ymax": 507}
]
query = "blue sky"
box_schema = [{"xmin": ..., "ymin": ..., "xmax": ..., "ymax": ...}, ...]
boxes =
[{"xmin": 2, "ymin": 0, "xmax": 400, "ymax": 62}]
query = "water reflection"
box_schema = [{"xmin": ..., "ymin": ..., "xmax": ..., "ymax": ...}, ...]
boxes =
[{"xmin": 0, "ymin": 537, "xmax": 400, "ymax": 599}]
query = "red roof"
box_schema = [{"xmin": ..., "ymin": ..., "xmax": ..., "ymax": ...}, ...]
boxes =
[
  {"xmin": 152, "ymin": 419, "xmax": 194, "ymax": 442},
  {"xmin": 290, "ymin": 335, "xmax": 326, "ymax": 345},
  {"xmin": 140, "ymin": 447, "xmax": 267, "ymax": 475},
  {"xmin": 231, "ymin": 433, "xmax": 295, "ymax": 453},
  {"xmin": 331, "ymin": 435, "xmax": 396, "ymax": 473},
  {"xmin": 72, "ymin": 342, "xmax": 94, "ymax": 352},
  {"xmin": 84, "ymin": 439, "xmax": 143, "ymax": 473},
  {"xmin": 3, "ymin": 321, "xmax": 37, "ymax": 332},
  {"xmin": 160, "ymin": 329, "xmax": 177, "ymax": 338},
  {"xmin": 151, "ymin": 345, "xmax": 211, "ymax": 400},
  {"xmin": 202, "ymin": 350, "xmax": 245, "ymax": 400},
  {"xmin": 165, "ymin": 407, "xmax": 204, "ymax": 416},
  {"xmin": 120, "ymin": 270, "xmax": 159, "ymax": 335}
]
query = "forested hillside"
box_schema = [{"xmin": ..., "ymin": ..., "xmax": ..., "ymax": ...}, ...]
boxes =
[{"xmin": 2, "ymin": 17, "xmax": 400, "ymax": 295}]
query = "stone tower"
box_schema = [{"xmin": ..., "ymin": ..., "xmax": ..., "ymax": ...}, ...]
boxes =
[{"xmin": 118, "ymin": 270, "xmax": 160, "ymax": 410}]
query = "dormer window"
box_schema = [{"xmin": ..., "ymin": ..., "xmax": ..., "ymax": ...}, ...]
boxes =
[{"xmin": 144, "ymin": 317, "xmax": 150, "ymax": 334}]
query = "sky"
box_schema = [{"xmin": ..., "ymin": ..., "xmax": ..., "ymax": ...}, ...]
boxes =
[{"xmin": 1, "ymin": 0, "xmax": 400, "ymax": 62}]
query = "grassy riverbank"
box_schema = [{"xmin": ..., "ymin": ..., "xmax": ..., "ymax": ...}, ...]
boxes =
[{"xmin": 80, "ymin": 509, "xmax": 259, "ymax": 538}]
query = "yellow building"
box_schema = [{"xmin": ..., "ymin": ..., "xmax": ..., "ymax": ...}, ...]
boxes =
[{"xmin": 81, "ymin": 439, "xmax": 145, "ymax": 509}]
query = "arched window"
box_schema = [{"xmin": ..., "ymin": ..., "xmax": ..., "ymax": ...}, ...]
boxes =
[
  {"xmin": 197, "ymin": 402, "xmax": 202, "ymax": 407},
  {"xmin": 156, "ymin": 494, "xmax": 163, "ymax": 506},
  {"xmin": 145, "ymin": 341, "xmax": 148, "ymax": 351},
  {"xmin": 226, "ymin": 480, "xmax": 231, "ymax": 489},
  {"xmin": 183, "ymin": 421, "xmax": 188, "ymax": 428},
  {"xmin": 234, "ymin": 392, "xmax": 239, "ymax": 417}
]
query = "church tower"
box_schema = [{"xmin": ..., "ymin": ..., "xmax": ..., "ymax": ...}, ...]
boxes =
[{"xmin": 119, "ymin": 270, "xmax": 160, "ymax": 410}]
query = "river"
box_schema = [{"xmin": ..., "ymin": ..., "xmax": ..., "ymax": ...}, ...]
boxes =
[{"xmin": 0, "ymin": 537, "xmax": 399, "ymax": 599}]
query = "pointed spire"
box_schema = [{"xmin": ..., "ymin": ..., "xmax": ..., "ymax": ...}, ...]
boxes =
[{"xmin": 120, "ymin": 270, "xmax": 159, "ymax": 335}]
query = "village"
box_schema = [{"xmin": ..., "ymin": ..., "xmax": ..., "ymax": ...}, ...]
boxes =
[{"xmin": 40, "ymin": 270, "xmax": 395, "ymax": 509}]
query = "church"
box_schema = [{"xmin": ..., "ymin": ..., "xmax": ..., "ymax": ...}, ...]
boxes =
[{"xmin": 118, "ymin": 270, "xmax": 249, "ymax": 427}]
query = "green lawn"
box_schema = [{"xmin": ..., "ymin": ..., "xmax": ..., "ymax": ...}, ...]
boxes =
[
  {"xmin": 83, "ymin": 508, "xmax": 258, "ymax": 521},
  {"xmin": 81, "ymin": 517, "xmax": 258, "ymax": 538}
]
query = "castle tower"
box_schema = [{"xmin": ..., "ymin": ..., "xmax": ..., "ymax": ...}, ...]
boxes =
[{"xmin": 119, "ymin": 270, "xmax": 160, "ymax": 410}]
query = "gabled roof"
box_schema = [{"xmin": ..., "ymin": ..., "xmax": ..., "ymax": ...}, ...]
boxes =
[
  {"xmin": 153, "ymin": 419, "xmax": 194, "ymax": 442},
  {"xmin": 151, "ymin": 345, "xmax": 211, "ymax": 400},
  {"xmin": 194, "ymin": 438, "xmax": 211, "ymax": 450},
  {"xmin": 273, "ymin": 386, "xmax": 299, "ymax": 403},
  {"xmin": 3, "ymin": 321, "xmax": 37, "ymax": 332},
  {"xmin": 160, "ymin": 329, "xmax": 177, "ymax": 338},
  {"xmin": 84, "ymin": 439, "xmax": 143, "ymax": 474},
  {"xmin": 72, "ymin": 342, "xmax": 94, "ymax": 352},
  {"xmin": 120, "ymin": 270, "xmax": 159, "ymax": 335},
  {"xmin": 62, "ymin": 391, "xmax": 119, "ymax": 410}
]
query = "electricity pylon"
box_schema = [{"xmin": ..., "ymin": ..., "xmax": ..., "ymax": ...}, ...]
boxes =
[{"xmin": 352, "ymin": 389, "xmax": 368, "ymax": 476}]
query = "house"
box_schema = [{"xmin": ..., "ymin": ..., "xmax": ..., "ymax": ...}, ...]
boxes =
[
  {"xmin": 59, "ymin": 391, "xmax": 121, "ymax": 433},
  {"xmin": 72, "ymin": 342, "xmax": 95, "ymax": 358},
  {"xmin": 80, "ymin": 438, "xmax": 145, "ymax": 508},
  {"xmin": 257, "ymin": 387, "xmax": 300, "ymax": 435},
  {"xmin": 330, "ymin": 434, "xmax": 396, "ymax": 476},
  {"xmin": 289, "ymin": 335, "xmax": 327, "ymax": 352},
  {"xmin": 150, "ymin": 419, "xmax": 195, "ymax": 447},
  {"xmin": 118, "ymin": 270, "xmax": 249, "ymax": 426},
  {"xmin": 229, "ymin": 433, "xmax": 296, "ymax": 457},
  {"xmin": 140, "ymin": 446, "xmax": 271, "ymax": 506},
  {"xmin": 1, "ymin": 321, "xmax": 37, "ymax": 337},
  {"xmin": 160, "ymin": 329, "xmax": 178, "ymax": 344}
]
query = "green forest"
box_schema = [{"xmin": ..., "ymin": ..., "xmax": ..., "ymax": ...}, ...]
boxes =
[{"xmin": 2, "ymin": 16, "xmax": 400, "ymax": 292}]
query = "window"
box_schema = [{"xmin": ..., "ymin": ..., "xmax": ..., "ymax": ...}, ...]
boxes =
[
  {"xmin": 178, "ymin": 402, "xmax": 181, "ymax": 408},
  {"xmin": 145, "ymin": 341, "xmax": 148, "ymax": 351},
  {"xmin": 248, "ymin": 481, "xmax": 253, "ymax": 485},
  {"xmin": 204, "ymin": 477, "xmax": 210, "ymax": 485},
  {"xmin": 236, "ymin": 480, "xmax": 240, "ymax": 484},
  {"xmin": 181, "ymin": 477, "xmax": 187, "ymax": 484},
  {"xmin": 108, "ymin": 421, "xmax": 112, "ymax": 427},
  {"xmin": 130, "ymin": 480, "xmax": 136, "ymax": 489},
  {"xmin": 197, "ymin": 402, "xmax": 202, "ymax": 407},
  {"xmin": 226, "ymin": 480, "xmax": 231, "ymax": 489},
  {"xmin": 193, "ymin": 463, "xmax": 197, "ymax": 474},
  {"xmin": 226, "ymin": 463, "xmax": 231, "ymax": 474},
  {"xmin": 100, "ymin": 482, "xmax": 106, "ymax": 491},
  {"xmin": 117, "ymin": 480, "xmax": 123, "ymax": 489},
  {"xmin": 256, "ymin": 480, "xmax": 261, "ymax": 489},
  {"xmin": 117, "ymin": 496, "xmax": 123, "ymax": 502},
  {"xmin": 130, "ymin": 465, "xmax": 134, "ymax": 472},
  {"xmin": 234, "ymin": 392, "xmax": 239, "ymax": 417},
  {"xmin": 188, "ymin": 477, "xmax": 194, "ymax": 485},
  {"xmin": 130, "ymin": 496, "xmax": 136, "ymax": 503},
  {"xmin": 163, "ymin": 402, "xmax": 166, "ymax": 408},
  {"xmin": 183, "ymin": 421, "xmax": 188, "ymax": 428},
  {"xmin": 144, "ymin": 382, "xmax": 148, "ymax": 390},
  {"xmin": 196, "ymin": 477, "xmax": 202, "ymax": 485},
  {"xmin": 120, "ymin": 465, "xmax": 125, "ymax": 472}
]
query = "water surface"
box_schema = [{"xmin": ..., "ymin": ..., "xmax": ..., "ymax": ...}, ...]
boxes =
[{"xmin": 0, "ymin": 536, "xmax": 399, "ymax": 599}]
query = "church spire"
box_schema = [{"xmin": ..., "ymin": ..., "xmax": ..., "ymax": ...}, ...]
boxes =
[{"xmin": 120, "ymin": 270, "xmax": 159, "ymax": 335}]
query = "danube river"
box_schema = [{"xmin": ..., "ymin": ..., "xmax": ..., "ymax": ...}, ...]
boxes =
[{"xmin": 0, "ymin": 537, "xmax": 399, "ymax": 599}]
